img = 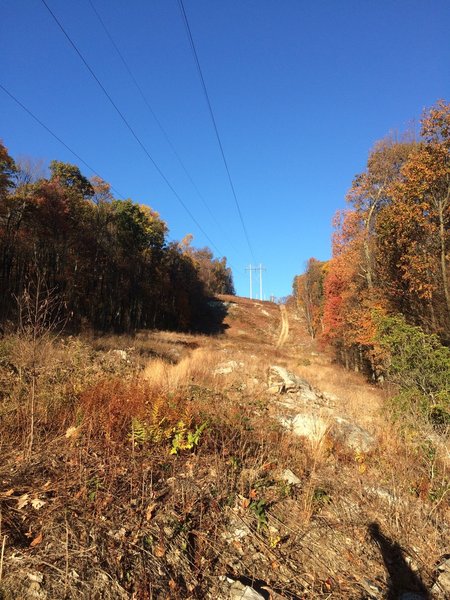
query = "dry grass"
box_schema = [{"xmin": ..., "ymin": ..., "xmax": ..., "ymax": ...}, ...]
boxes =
[
  {"xmin": 0, "ymin": 297, "xmax": 448, "ymax": 599},
  {"xmin": 142, "ymin": 347, "xmax": 218, "ymax": 393},
  {"xmin": 292, "ymin": 355, "xmax": 385, "ymax": 427}
]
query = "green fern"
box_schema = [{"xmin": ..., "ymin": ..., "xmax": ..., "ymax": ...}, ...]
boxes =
[
  {"xmin": 129, "ymin": 403, "xmax": 169, "ymax": 446},
  {"xmin": 170, "ymin": 420, "xmax": 207, "ymax": 455}
]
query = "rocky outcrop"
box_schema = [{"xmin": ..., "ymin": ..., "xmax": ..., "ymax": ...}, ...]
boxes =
[{"xmin": 270, "ymin": 366, "xmax": 376, "ymax": 453}]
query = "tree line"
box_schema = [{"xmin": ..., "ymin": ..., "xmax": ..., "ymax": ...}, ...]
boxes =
[
  {"xmin": 0, "ymin": 145, "xmax": 234, "ymax": 333},
  {"xmin": 294, "ymin": 100, "xmax": 450, "ymax": 425}
]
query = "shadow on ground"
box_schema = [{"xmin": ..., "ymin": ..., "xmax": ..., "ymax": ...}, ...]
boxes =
[
  {"xmin": 194, "ymin": 298, "xmax": 230, "ymax": 335},
  {"xmin": 368, "ymin": 522, "xmax": 430, "ymax": 599}
]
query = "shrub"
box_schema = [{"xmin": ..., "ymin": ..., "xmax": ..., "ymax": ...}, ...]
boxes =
[{"xmin": 375, "ymin": 313, "xmax": 450, "ymax": 427}]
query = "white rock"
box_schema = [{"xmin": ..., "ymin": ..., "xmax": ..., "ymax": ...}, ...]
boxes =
[
  {"xmin": 282, "ymin": 468, "xmax": 301, "ymax": 485},
  {"xmin": 269, "ymin": 366, "xmax": 309, "ymax": 392},
  {"xmin": 331, "ymin": 417, "xmax": 376, "ymax": 453},
  {"xmin": 267, "ymin": 385, "xmax": 279, "ymax": 395},
  {"xmin": 222, "ymin": 527, "xmax": 249, "ymax": 543},
  {"xmin": 298, "ymin": 387, "xmax": 320, "ymax": 403},
  {"xmin": 364, "ymin": 486, "xmax": 398, "ymax": 506},
  {"xmin": 229, "ymin": 581, "xmax": 265, "ymax": 600},
  {"xmin": 214, "ymin": 360, "xmax": 243, "ymax": 375},
  {"xmin": 280, "ymin": 413, "xmax": 329, "ymax": 443}
]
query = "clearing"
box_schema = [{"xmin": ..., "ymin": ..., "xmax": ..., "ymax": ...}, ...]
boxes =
[{"xmin": 0, "ymin": 295, "xmax": 448, "ymax": 599}]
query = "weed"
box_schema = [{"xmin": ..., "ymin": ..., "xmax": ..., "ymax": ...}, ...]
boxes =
[
  {"xmin": 87, "ymin": 476, "xmax": 104, "ymax": 502},
  {"xmin": 313, "ymin": 487, "xmax": 332, "ymax": 509},
  {"xmin": 249, "ymin": 498, "xmax": 269, "ymax": 531},
  {"xmin": 170, "ymin": 421, "xmax": 207, "ymax": 455}
]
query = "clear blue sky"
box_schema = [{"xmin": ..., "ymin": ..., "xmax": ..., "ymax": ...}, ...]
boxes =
[{"xmin": 1, "ymin": 1, "xmax": 449, "ymax": 298}]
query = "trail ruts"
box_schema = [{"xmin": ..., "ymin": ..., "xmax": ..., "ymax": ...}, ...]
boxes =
[{"xmin": 276, "ymin": 304, "xmax": 289, "ymax": 348}]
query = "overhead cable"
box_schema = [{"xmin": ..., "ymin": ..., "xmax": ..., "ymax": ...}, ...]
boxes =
[
  {"xmin": 87, "ymin": 0, "xmax": 226, "ymax": 236},
  {"xmin": 0, "ymin": 82, "xmax": 125, "ymax": 198},
  {"xmin": 40, "ymin": 0, "xmax": 224, "ymax": 257},
  {"xmin": 177, "ymin": 0, "xmax": 256, "ymax": 262}
]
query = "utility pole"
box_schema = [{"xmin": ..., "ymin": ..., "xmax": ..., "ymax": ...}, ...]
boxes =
[
  {"xmin": 245, "ymin": 264, "xmax": 253, "ymax": 299},
  {"xmin": 259, "ymin": 263, "xmax": 265, "ymax": 301},
  {"xmin": 245, "ymin": 264, "xmax": 266, "ymax": 300}
]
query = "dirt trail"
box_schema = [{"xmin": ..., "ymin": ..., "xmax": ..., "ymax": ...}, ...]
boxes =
[
  {"xmin": 276, "ymin": 304, "xmax": 289, "ymax": 348},
  {"xmin": 217, "ymin": 294, "xmax": 383, "ymax": 425}
]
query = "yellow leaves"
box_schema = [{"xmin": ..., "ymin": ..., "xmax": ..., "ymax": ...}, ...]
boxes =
[
  {"xmin": 269, "ymin": 534, "xmax": 281, "ymax": 549},
  {"xmin": 355, "ymin": 451, "xmax": 367, "ymax": 474}
]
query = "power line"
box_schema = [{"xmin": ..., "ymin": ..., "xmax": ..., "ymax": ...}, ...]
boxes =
[
  {"xmin": 40, "ymin": 0, "xmax": 224, "ymax": 257},
  {"xmin": 0, "ymin": 82, "xmax": 125, "ymax": 199},
  {"xmin": 177, "ymin": 0, "xmax": 256, "ymax": 262},
  {"xmin": 1, "ymin": 81, "xmax": 238, "ymax": 280},
  {"xmin": 86, "ymin": 0, "xmax": 226, "ymax": 236}
]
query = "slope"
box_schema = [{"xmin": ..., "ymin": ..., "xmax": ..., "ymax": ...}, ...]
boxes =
[{"xmin": 0, "ymin": 296, "xmax": 448, "ymax": 599}]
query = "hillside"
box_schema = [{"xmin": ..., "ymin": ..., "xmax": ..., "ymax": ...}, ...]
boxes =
[{"xmin": 0, "ymin": 296, "xmax": 448, "ymax": 599}]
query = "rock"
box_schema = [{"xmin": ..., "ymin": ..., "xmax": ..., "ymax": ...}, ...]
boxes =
[
  {"xmin": 281, "ymin": 468, "xmax": 301, "ymax": 485},
  {"xmin": 269, "ymin": 366, "xmax": 310, "ymax": 393},
  {"xmin": 432, "ymin": 557, "xmax": 450, "ymax": 598},
  {"xmin": 28, "ymin": 581, "xmax": 47, "ymax": 599},
  {"xmin": 331, "ymin": 417, "xmax": 376, "ymax": 453},
  {"xmin": 279, "ymin": 413, "xmax": 329, "ymax": 444},
  {"xmin": 215, "ymin": 360, "xmax": 243, "ymax": 375},
  {"xmin": 217, "ymin": 577, "xmax": 266, "ymax": 600},
  {"xmin": 437, "ymin": 558, "xmax": 450, "ymax": 572},
  {"xmin": 222, "ymin": 526, "xmax": 249, "ymax": 544},
  {"xmin": 229, "ymin": 580, "xmax": 266, "ymax": 600},
  {"xmin": 267, "ymin": 385, "xmax": 279, "ymax": 395},
  {"xmin": 279, "ymin": 412, "xmax": 376, "ymax": 453},
  {"xmin": 322, "ymin": 391, "xmax": 340, "ymax": 404},
  {"xmin": 297, "ymin": 387, "xmax": 321, "ymax": 403},
  {"xmin": 364, "ymin": 486, "xmax": 399, "ymax": 506}
]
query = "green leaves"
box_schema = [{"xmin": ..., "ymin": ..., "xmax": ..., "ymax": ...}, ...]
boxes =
[
  {"xmin": 49, "ymin": 160, "xmax": 94, "ymax": 198},
  {"xmin": 375, "ymin": 313, "xmax": 450, "ymax": 426}
]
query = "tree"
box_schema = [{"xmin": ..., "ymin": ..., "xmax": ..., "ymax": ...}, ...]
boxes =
[
  {"xmin": 14, "ymin": 156, "xmax": 46, "ymax": 188},
  {"xmin": 49, "ymin": 160, "xmax": 94, "ymax": 198},
  {"xmin": 294, "ymin": 258, "xmax": 326, "ymax": 338},
  {"xmin": 180, "ymin": 239, "xmax": 234, "ymax": 296},
  {"xmin": 347, "ymin": 138, "xmax": 415, "ymax": 292},
  {"xmin": 0, "ymin": 141, "xmax": 16, "ymax": 198}
]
